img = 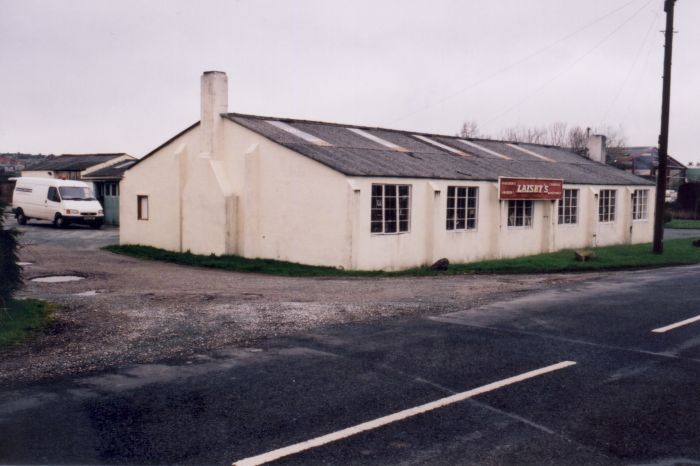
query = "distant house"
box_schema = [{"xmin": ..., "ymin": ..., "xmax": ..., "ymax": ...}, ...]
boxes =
[
  {"xmin": 609, "ymin": 147, "xmax": 687, "ymax": 191},
  {"xmin": 22, "ymin": 153, "xmax": 135, "ymax": 226},
  {"xmin": 119, "ymin": 71, "xmax": 653, "ymax": 271}
]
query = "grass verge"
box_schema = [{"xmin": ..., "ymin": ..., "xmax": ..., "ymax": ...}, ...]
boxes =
[
  {"xmin": 0, "ymin": 299, "xmax": 53, "ymax": 349},
  {"xmin": 665, "ymin": 219, "xmax": 700, "ymax": 229},
  {"xmin": 106, "ymin": 239, "xmax": 700, "ymax": 276}
]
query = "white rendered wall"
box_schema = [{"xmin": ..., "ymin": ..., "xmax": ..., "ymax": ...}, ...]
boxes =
[{"xmin": 120, "ymin": 126, "xmax": 201, "ymax": 252}]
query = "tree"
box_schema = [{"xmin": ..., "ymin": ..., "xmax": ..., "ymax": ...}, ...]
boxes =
[
  {"xmin": 0, "ymin": 201, "xmax": 21, "ymax": 307},
  {"xmin": 567, "ymin": 126, "xmax": 588, "ymax": 155},
  {"xmin": 458, "ymin": 120, "xmax": 482, "ymax": 139}
]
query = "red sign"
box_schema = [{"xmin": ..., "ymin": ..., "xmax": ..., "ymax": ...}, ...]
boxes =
[{"xmin": 499, "ymin": 177, "xmax": 563, "ymax": 200}]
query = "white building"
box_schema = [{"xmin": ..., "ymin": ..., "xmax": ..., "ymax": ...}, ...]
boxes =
[{"xmin": 120, "ymin": 71, "xmax": 655, "ymax": 271}]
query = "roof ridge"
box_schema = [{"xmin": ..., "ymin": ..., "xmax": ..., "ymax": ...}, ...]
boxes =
[{"xmin": 223, "ymin": 113, "xmax": 562, "ymax": 150}]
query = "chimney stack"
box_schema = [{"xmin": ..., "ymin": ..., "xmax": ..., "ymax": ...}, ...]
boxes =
[
  {"xmin": 201, "ymin": 71, "xmax": 228, "ymax": 157},
  {"xmin": 586, "ymin": 134, "xmax": 607, "ymax": 164}
]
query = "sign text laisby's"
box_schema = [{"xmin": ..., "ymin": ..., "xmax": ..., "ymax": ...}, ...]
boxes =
[{"xmin": 499, "ymin": 177, "xmax": 563, "ymax": 200}]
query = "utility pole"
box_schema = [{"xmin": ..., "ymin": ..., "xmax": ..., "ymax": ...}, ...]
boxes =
[{"xmin": 652, "ymin": 0, "xmax": 677, "ymax": 254}]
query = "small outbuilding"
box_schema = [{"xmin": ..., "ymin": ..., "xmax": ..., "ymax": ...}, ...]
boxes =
[{"xmin": 120, "ymin": 71, "xmax": 655, "ymax": 271}]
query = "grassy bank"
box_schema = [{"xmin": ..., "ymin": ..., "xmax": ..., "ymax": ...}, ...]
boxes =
[
  {"xmin": 665, "ymin": 219, "xmax": 700, "ymax": 229},
  {"xmin": 106, "ymin": 238, "xmax": 700, "ymax": 276},
  {"xmin": 0, "ymin": 299, "xmax": 53, "ymax": 349}
]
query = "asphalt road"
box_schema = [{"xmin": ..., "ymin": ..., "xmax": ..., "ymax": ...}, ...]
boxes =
[{"xmin": 2, "ymin": 263, "xmax": 700, "ymax": 465}]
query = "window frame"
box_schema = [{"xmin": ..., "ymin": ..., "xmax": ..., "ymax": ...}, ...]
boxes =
[
  {"xmin": 632, "ymin": 189, "xmax": 649, "ymax": 221},
  {"xmin": 446, "ymin": 186, "xmax": 479, "ymax": 231},
  {"xmin": 371, "ymin": 184, "xmax": 411, "ymax": 234},
  {"xmin": 507, "ymin": 199, "xmax": 534, "ymax": 228},
  {"xmin": 598, "ymin": 189, "xmax": 617, "ymax": 223},
  {"xmin": 137, "ymin": 195, "xmax": 149, "ymax": 220},
  {"xmin": 557, "ymin": 189, "xmax": 579, "ymax": 225}
]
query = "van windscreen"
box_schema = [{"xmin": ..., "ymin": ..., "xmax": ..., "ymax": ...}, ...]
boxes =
[{"xmin": 58, "ymin": 186, "xmax": 95, "ymax": 200}]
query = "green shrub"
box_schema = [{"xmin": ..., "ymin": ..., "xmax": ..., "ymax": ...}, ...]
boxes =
[{"xmin": 0, "ymin": 201, "xmax": 21, "ymax": 304}]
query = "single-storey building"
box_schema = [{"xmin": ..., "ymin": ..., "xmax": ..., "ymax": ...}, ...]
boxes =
[
  {"xmin": 82, "ymin": 159, "xmax": 137, "ymax": 225},
  {"xmin": 120, "ymin": 71, "xmax": 655, "ymax": 271},
  {"xmin": 23, "ymin": 153, "xmax": 135, "ymax": 225}
]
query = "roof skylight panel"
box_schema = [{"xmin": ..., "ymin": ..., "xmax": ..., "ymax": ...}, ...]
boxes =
[
  {"xmin": 505, "ymin": 143, "xmax": 556, "ymax": 162},
  {"xmin": 266, "ymin": 120, "xmax": 332, "ymax": 146},
  {"xmin": 113, "ymin": 161, "xmax": 137, "ymax": 169},
  {"xmin": 412, "ymin": 135, "xmax": 470, "ymax": 157},
  {"xmin": 458, "ymin": 140, "xmax": 511, "ymax": 160},
  {"xmin": 347, "ymin": 128, "xmax": 409, "ymax": 152}
]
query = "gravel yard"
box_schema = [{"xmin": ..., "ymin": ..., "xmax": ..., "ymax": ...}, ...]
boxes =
[{"xmin": 1, "ymin": 218, "xmax": 601, "ymax": 387}]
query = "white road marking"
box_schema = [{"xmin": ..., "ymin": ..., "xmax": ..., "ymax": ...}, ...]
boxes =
[
  {"xmin": 652, "ymin": 314, "xmax": 700, "ymax": 333},
  {"xmin": 231, "ymin": 360, "xmax": 576, "ymax": 466}
]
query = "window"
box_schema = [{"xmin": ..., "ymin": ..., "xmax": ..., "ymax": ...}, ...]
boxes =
[
  {"xmin": 558, "ymin": 189, "xmax": 578, "ymax": 225},
  {"xmin": 508, "ymin": 200, "xmax": 533, "ymax": 227},
  {"xmin": 371, "ymin": 184, "xmax": 410, "ymax": 233},
  {"xmin": 599, "ymin": 190, "xmax": 616, "ymax": 222},
  {"xmin": 47, "ymin": 187, "xmax": 61, "ymax": 203},
  {"xmin": 632, "ymin": 189, "xmax": 649, "ymax": 220},
  {"xmin": 137, "ymin": 195, "xmax": 149, "ymax": 220},
  {"xmin": 446, "ymin": 186, "xmax": 478, "ymax": 230}
]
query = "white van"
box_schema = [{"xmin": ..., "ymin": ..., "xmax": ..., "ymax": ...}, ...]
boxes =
[{"xmin": 11, "ymin": 177, "xmax": 104, "ymax": 228}]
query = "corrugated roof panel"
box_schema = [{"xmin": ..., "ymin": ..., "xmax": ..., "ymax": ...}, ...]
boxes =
[
  {"xmin": 266, "ymin": 120, "xmax": 332, "ymax": 146},
  {"xmin": 347, "ymin": 128, "xmax": 409, "ymax": 152},
  {"xmin": 505, "ymin": 143, "xmax": 556, "ymax": 162},
  {"xmin": 225, "ymin": 114, "xmax": 653, "ymax": 186},
  {"xmin": 458, "ymin": 140, "xmax": 511, "ymax": 160},
  {"xmin": 412, "ymin": 135, "xmax": 470, "ymax": 157}
]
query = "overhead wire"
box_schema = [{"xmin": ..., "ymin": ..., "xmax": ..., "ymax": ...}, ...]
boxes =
[
  {"xmin": 483, "ymin": 0, "xmax": 655, "ymax": 126},
  {"xmin": 387, "ymin": 0, "xmax": 648, "ymax": 126},
  {"xmin": 600, "ymin": 8, "xmax": 661, "ymax": 122}
]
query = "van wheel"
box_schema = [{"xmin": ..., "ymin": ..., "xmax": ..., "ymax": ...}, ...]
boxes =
[
  {"xmin": 16, "ymin": 210, "xmax": 27, "ymax": 225},
  {"xmin": 53, "ymin": 214, "xmax": 69, "ymax": 228}
]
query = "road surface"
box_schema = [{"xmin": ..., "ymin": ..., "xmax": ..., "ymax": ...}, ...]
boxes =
[{"xmin": 2, "ymin": 263, "xmax": 700, "ymax": 465}]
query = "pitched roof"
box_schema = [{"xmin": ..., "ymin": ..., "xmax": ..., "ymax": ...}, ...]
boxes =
[
  {"xmin": 24, "ymin": 153, "xmax": 127, "ymax": 171},
  {"xmin": 82, "ymin": 159, "xmax": 137, "ymax": 180},
  {"xmin": 225, "ymin": 114, "xmax": 652, "ymax": 186}
]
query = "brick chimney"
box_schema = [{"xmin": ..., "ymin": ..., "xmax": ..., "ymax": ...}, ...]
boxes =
[
  {"xmin": 200, "ymin": 71, "xmax": 228, "ymax": 157},
  {"xmin": 586, "ymin": 134, "xmax": 607, "ymax": 164}
]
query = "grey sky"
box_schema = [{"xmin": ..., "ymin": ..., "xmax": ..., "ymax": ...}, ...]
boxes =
[{"xmin": 1, "ymin": 0, "xmax": 698, "ymax": 163}]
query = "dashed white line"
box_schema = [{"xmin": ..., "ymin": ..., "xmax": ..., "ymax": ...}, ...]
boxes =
[
  {"xmin": 231, "ymin": 360, "xmax": 576, "ymax": 466},
  {"xmin": 652, "ymin": 314, "xmax": 700, "ymax": 333}
]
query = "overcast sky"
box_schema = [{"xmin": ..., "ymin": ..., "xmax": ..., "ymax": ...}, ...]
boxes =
[{"xmin": 1, "ymin": 0, "xmax": 698, "ymax": 163}]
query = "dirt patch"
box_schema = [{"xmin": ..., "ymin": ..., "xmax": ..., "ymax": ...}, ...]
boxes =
[{"xmin": 0, "ymin": 232, "xmax": 605, "ymax": 387}]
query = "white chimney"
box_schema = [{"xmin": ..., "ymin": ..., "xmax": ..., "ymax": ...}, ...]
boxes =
[
  {"xmin": 586, "ymin": 134, "xmax": 607, "ymax": 164},
  {"xmin": 200, "ymin": 71, "xmax": 228, "ymax": 157}
]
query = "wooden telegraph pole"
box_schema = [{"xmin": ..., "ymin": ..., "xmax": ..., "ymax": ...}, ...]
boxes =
[{"xmin": 652, "ymin": 0, "xmax": 677, "ymax": 254}]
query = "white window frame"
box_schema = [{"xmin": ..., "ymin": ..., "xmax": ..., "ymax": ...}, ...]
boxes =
[
  {"xmin": 507, "ymin": 200, "xmax": 533, "ymax": 228},
  {"xmin": 446, "ymin": 186, "xmax": 478, "ymax": 231},
  {"xmin": 371, "ymin": 184, "xmax": 411, "ymax": 234},
  {"xmin": 632, "ymin": 189, "xmax": 649, "ymax": 221},
  {"xmin": 598, "ymin": 189, "xmax": 616, "ymax": 223},
  {"xmin": 558, "ymin": 189, "xmax": 578, "ymax": 225}
]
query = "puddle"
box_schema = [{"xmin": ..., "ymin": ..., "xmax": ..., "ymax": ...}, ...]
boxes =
[
  {"xmin": 17, "ymin": 262, "xmax": 33, "ymax": 266},
  {"xmin": 31, "ymin": 275, "xmax": 84, "ymax": 283},
  {"xmin": 74, "ymin": 290, "xmax": 99, "ymax": 296}
]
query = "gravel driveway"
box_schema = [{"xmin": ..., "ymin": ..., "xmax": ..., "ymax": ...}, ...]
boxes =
[{"xmin": 2, "ymin": 217, "xmax": 600, "ymax": 387}]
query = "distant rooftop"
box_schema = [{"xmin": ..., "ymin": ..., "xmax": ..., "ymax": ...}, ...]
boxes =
[{"xmin": 25, "ymin": 153, "xmax": 127, "ymax": 171}]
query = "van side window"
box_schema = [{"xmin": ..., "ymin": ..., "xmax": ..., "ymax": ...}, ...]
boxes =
[{"xmin": 47, "ymin": 187, "xmax": 61, "ymax": 203}]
